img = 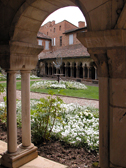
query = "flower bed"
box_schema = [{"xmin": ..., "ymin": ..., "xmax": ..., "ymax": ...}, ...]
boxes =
[
  {"xmin": 31, "ymin": 80, "xmax": 87, "ymax": 90},
  {"xmin": 0, "ymin": 97, "xmax": 99, "ymax": 152},
  {"xmin": 16, "ymin": 99, "xmax": 99, "ymax": 151}
]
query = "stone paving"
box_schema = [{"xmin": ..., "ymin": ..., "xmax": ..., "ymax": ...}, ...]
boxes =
[
  {"xmin": 0, "ymin": 90, "xmax": 99, "ymax": 108},
  {"xmin": 0, "ymin": 77, "xmax": 99, "ymax": 108}
]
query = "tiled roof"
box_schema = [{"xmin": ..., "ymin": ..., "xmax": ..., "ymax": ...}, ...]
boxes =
[
  {"xmin": 37, "ymin": 32, "xmax": 51, "ymax": 40},
  {"xmin": 63, "ymin": 27, "xmax": 87, "ymax": 34},
  {"xmin": 38, "ymin": 43, "xmax": 90, "ymax": 60}
]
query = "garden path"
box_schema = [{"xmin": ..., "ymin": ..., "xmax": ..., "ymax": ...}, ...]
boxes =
[{"xmin": 0, "ymin": 90, "xmax": 99, "ymax": 108}]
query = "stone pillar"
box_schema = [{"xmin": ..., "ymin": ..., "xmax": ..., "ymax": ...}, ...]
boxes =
[
  {"xmin": 95, "ymin": 67, "xmax": 97, "ymax": 80},
  {"xmin": 70, "ymin": 63, "xmax": 73, "ymax": 77},
  {"xmin": 7, "ymin": 70, "xmax": 17, "ymax": 153},
  {"xmin": 83, "ymin": 64, "xmax": 85, "ymax": 79},
  {"xmin": 87, "ymin": 67, "xmax": 90, "ymax": 79},
  {"xmin": 21, "ymin": 71, "xmax": 31, "ymax": 147},
  {"xmin": 65, "ymin": 65, "xmax": 67, "ymax": 77},
  {"xmin": 48, "ymin": 65, "xmax": 50, "ymax": 75},
  {"xmin": 107, "ymin": 48, "xmax": 126, "ymax": 167},
  {"xmin": 95, "ymin": 53, "xmax": 109, "ymax": 167}
]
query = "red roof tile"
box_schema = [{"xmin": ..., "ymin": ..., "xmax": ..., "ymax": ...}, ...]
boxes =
[{"xmin": 38, "ymin": 43, "xmax": 90, "ymax": 59}]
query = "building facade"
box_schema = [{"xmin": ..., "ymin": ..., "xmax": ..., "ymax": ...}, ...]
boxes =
[{"xmin": 36, "ymin": 20, "xmax": 98, "ymax": 81}]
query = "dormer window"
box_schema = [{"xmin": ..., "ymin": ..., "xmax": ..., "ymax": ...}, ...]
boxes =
[
  {"xmin": 38, "ymin": 39, "xmax": 42, "ymax": 46},
  {"xmin": 69, "ymin": 34, "xmax": 73, "ymax": 45},
  {"xmin": 45, "ymin": 41, "xmax": 49, "ymax": 50}
]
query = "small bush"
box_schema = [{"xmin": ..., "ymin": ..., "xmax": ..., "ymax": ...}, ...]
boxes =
[{"xmin": 31, "ymin": 92, "xmax": 64, "ymax": 144}]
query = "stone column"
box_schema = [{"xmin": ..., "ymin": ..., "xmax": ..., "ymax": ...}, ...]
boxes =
[
  {"xmin": 21, "ymin": 71, "xmax": 31, "ymax": 147},
  {"xmin": 48, "ymin": 65, "xmax": 50, "ymax": 75},
  {"xmin": 7, "ymin": 70, "xmax": 17, "ymax": 153},
  {"xmin": 91, "ymin": 53, "xmax": 109, "ymax": 167},
  {"xmin": 87, "ymin": 67, "xmax": 90, "ymax": 79},
  {"xmin": 83, "ymin": 64, "xmax": 85, "ymax": 79},
  {"xmin": 107, "ymin": 48, "xmax": 126, "ymax": 167},
  {"xmin": 70, "ymin": 63, "xmax": 73, "ymax": 77},
  {"xmin": 77, "ymin": 29, "xmax": 126, "ymax": 167},
  {"xmin": 95, "ymin": 67, "xmax": 97, "ymax": 80},
  {"xmin": 65, "ymin": 65, "xmax": 67, "ymax": 77}
]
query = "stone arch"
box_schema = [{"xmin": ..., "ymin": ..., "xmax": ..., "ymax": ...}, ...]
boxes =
[{"xmin": 9, "ymin": 0, "xmax": 90, "ymax": 44}]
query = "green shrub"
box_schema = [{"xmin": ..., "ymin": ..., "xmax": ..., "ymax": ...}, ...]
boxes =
[
  {"xmin": 31, "ymin": 92, "xmax": 64, "ymax": 144},
  {"xmin": 0, "ymin": 83, "xmax": 5, "ymax": 94}
]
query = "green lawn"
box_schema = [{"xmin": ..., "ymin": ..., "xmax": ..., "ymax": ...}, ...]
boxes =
[
  {"xmin": 1, "ymin": 81, "xmax": 99, "ymax": 100},
  {"xmin": 19, "ymin": 81, "xmax": 99, "ymax": 100}
]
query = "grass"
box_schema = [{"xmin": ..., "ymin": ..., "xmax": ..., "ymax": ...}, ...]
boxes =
[
  {"xmin": 18, "ymin": 81, "xmax": 99, "ymax": 100},
  {"xmin": 0, "ymin": 80, "xmax": 99, "ymax": 100}
]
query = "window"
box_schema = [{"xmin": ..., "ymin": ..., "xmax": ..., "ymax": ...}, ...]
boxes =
[
  {"xmin": 54, "ymin": 38, "xmax": 56, "ymax": 46},
  {"xmin": 60, "ymin": 36, "xmax": 62, "ymax": 46},
  {"xmin": 59, "ymin": 26, "xmax": 61, "ymax": 31},
  {"xmin": 52, "ymin": 38, "xmax": 56, "ymax": 46},
  {"xmin": 47, "ymin": 32, "xmax": 48, "ymax": 35},
  {"xmin": 45, "ymin": 41, "xmax": 49, "ymax": 50},
  {"xmin": 54, "ymin": 28, "xmax": 55, "ymax": 32},
  {"xmin": 38, "ymin": 39, "xmax": 42, "ymax": 46},
  {"xmin": 69, "ymin": 34, "xmax": 73, "ymax": 45}
]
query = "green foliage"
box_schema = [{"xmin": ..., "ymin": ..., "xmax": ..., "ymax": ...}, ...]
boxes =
[
  {"xmin": 0, "ymin": 96, "xmax": 7, "ymax": 125},
  {"xmin": 0, "ymin": 83, "xmax": 5, "ymax": 94},
  {"xmin": 31, "ymin": 93, "xmax": 64, "ymax": 144},
  {"xmin": 92, "ymin": 162, "xmax": 99, "ymax": 167}
]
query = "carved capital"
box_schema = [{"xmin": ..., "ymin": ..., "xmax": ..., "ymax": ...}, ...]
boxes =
[{"xmin": 0, "ymin": 41, "xmax": 43, "ymax": 71}]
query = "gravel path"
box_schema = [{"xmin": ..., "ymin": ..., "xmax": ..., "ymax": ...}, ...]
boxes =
[{"xmin": 0, "ymin": 90, "xmax": 99, "ymax": 108}]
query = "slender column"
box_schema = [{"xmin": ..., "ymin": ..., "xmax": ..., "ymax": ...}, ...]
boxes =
[
  {"xmin": 21, "ymin": 71, "xmax": 31, "ymax": 147},
  {"xmin": 83, "ymin": 66, "xmax": 85, "ymax": 78},
  {"xmin": 76, "ymin": 64, "xmax": 79, "ymax": 78},
  {"xmin": 99, "ymin": 77, "xmax": 109, "ymax": 167},
  {"xmin": 7, "ymin": 70, "xmax": 17, "ymax": 153},
  {"xmin": 70, "ymin": 66, "xmax": 73, "ymax": 77},
  {"xmin": 95, "ymin": 67, "xmax": 97, "ymax": 80},
  {"xmin": 87, "ymin": 67, "xmax": 90, "ymax": 79},
  {"xmin": 65, "ymin": 66, "xmax": 67, "ymax": 77}
]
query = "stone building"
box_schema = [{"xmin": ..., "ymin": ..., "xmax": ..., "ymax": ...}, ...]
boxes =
[{"xmin": 37, "ymin": 20, "xmax": 97, "ymax": 81}]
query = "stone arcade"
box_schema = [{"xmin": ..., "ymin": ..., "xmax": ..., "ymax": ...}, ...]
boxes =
[{"xmin": 0, "ymin": 0, "xmax": 126, "ymax": 167}]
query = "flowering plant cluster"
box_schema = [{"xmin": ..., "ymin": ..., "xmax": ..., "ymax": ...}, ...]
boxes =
[
  {"xmin": 53, "ymin": 103, "xmax": 99, "ymax": 151},
  {"xmin": 12, "ymin": 99, "xmax": 99, "ymax": 151},
  {"xmin": 31, "ymin": 80, "xmax": 87, "ymax": 90}
]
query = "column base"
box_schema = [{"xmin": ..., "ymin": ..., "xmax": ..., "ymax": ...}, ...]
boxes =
[{"xmin": 1, "ymin": 143, "xmax": 38, "ymax": 168}]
